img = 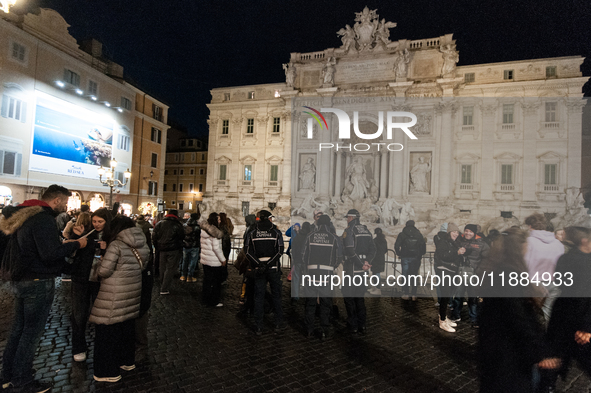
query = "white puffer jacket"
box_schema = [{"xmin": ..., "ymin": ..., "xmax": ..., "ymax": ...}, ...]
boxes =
[{"xmin": 200, "ymin": 221, "xmax": 225, "ymax": 267}]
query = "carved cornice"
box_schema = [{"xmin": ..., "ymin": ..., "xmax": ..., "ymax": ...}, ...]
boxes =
[
  {"xmin": 519, "ymin": 101, "xmax": 541, "ymax": 116},
  {"xmin": 565, "ymin": 99, "xmax": 587, "ymax": 113}
]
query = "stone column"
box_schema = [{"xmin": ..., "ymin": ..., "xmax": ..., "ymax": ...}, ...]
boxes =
[
  {"xmin": 380, "ymin": 151, "xmax": 388, "ymax": 199},
  {"xmin": 437, "ymin": 100, "xmax": 454, "ymax": 198},
  {"xmin": 393, "ymin": 133, "xmax": 404, "ymax": 197},
  {"xmin": 373, "ymin": 152, "xmax": 380, "ymax": 183},
  {"xmin": 318, "ymin": 109, "xmax": 332, "ymax": 199},
  {"xmin": 521, "ymin": 101, "xmax": 540, "ymax": 202},
  {"xmin": 334, "ymin": 151, "xmax": 343, "ymax": 198},
  {"xmin": 480, "ymin": 102, "xmax": 497, "ymax": 200},
  {"xmin": 566, "ymin": 99, "xmax": 585, "ymax": 188}
]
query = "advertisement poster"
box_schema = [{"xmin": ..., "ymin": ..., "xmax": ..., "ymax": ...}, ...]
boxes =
[{"xmin": 29, "ymin": 92, "xmax": 117, "ymax": 179}]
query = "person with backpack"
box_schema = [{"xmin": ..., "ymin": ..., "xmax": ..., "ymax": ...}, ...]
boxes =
[
  {"xmin": 0, "ymin": 185, "xmax": 86, "ymax": 393},
  {"xmin": 152, "ymin": 209, "xmax": 185, "ymax": 295},
  {"xmin": 180, "ymin": 213, "xmax": 201, "ymax": 282},
  {"xmin": 394, "ymin": 220, "xmax": 426, "ymax": 301}
]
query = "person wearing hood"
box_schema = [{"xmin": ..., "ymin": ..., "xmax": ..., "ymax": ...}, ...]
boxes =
[
  {"xmin": 394, "ymin": 220, "xmax": 426, "ymax": 301},
  {"xmin": 524, "ymin": 213, "xmax": 565, "ymax": 323},
  {"xmin": 152, "ymin": 209, "xmax": 185, "ymax": 295},
  {"xmin": 244, "ymin": 210, "xmax": 285, "ymax": 335},
  {"xmin": 89, "ymin": 215, "xmax": 150, "ymax": 383},
  {"xmin": 434, "ymin": 223, "xmax": 465, "ymax": 332},
  {"xmin": 200, "ymin": 212, "xmax": 226, "ymax": 307},
  {"xmin": 0, "ymin": 185, "xmax": 86, "ymax": 393}
]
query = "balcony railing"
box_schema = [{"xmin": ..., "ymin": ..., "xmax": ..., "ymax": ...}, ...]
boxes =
[
  {"xmin": 500, "ymin": 185, "xmax": 515, "ymax": 191},
  {"xmin": 543, "ymin": 185, "xmax": 560, "ymax": 192},
  {"xmin": 462, "ymin": 125, "xmax": 475, "ymax": 132},
  {"xmin": 459, "ymin": 184, "xmax": 473, "ymax": 190},
  {"xmin": 501, "ymin": 123, "xmax": 516, "ymax": 130},
  {"xmin": 542, "ymin": 122, "xmax": 560, "ymax": 129}
]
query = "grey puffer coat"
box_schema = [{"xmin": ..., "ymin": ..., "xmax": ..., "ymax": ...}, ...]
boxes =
[{"xmin": 89, "ymin": 227, "xmax": 150, "ymax": 325}]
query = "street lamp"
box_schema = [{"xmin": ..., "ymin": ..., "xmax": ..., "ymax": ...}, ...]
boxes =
[
  {"xmin": 192, "ymin": 190, "xmax": 202, "ymax": 210},
  {"xmin": 97, "ymin": 158, "xmax": 131, "ymax": 209}
]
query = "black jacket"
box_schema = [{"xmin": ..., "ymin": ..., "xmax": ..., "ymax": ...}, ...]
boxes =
[
  {"xmin": 244, "ymin": 220, "xmax": 284, "ymax": 269},
  {"xmin": 342, "ymin": 218, "xmax": 377, "ymax": 273},
  {"xmin": 69, "ymin": 230, "xmax": 101, "ymax": 282},
  {"xmin": 372, "ymin": 235, "xmax": 388, "ymax": 273},
  {"xmin": 136, "ymin": 218, "xmax": 153, "ymax": 251},
  {"xmin": 394, "ymin": 226, "xmax": 426, "ymax": 258},
  {"xmin": 457, "ymin": 234, "xmax": 490, "ymax": 269},
  {"xmin": 152, "ymin": 215, "xmax": 185, "ymax": 251},
  {"xmin": 433, "ymin": 231, "xmax": 462, "ymax": 273},
  {"xmin": 0, "ymin": 201, "xmax": 80, "ymax": 280},
  {"xmin": 547, "ymin": 248, "xmax": 591, "ymax": 359}
]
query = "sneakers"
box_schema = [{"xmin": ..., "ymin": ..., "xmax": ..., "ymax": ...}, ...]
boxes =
[
  {"xmin": 73, "ymin": 352, "xmax": 86, "ymax": 362},
  {"xmin": 159, "ymin": 291, "xmax": 170, "ymax": 295},
  {"xmin": 471, "ymin": 323, "xmax": 480, "ymax": 329},
  {"xmin": 215, "ymin": 303, "xmax": 224, "ymax": 308},
  {"xmin": 444, "ymin": 318, "xmax": 457, "ymax": 327},
  {"xmin": 13, "ymin": 380, "xmax": 53, "ymax": 393},
  {"xmin": 439, "ymin": 319, "xmax": 456, "ymax": 333},
  {"xmin": 179, "ymin": 276, "xmax": 186, "ymax": 282},
  {"xmin": 368, "ymin": 288, "xmax": 382, "ymax": 296},
  {"xmin": 1, "ymin": 381, "xmax": 12, "ymax": 390},
  {"xmin": 401, "ymin": 295, "xmax": 409, "ymax": 300},
  {"xmin": 120, "ymin": 365, "xmax": 135, "ymax": 371},
  {"xmin": 450, "ymin": 317, "xmax": 461, "ymax": 322},
  {"xmin": 93, "ymin": 375, "xmax": 122, "ymax": 382},
  {"xmin": 187, "ymin": 277, "xmax": 197, "ymax": 283}
]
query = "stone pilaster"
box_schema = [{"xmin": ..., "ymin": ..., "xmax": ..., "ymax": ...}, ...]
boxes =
[
  {"xmin": 436, "ymin": 100, "xmax": 455, "ymax": 198},
  {"xmin": 479, "ymin": 102, "xmax": 497, "ymax": 201},
  {"xmin": 520, "ymin": 100, "xmax": 540, "ymax": 202},
  {"xmin": 566, "ymin": 99, "xmax": 585, "ymax": 189}
]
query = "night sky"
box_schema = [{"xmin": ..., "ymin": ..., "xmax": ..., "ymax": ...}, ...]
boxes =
[{"xmin": 21, "ymin": 0, "xmax": 591, "ymax": 136}]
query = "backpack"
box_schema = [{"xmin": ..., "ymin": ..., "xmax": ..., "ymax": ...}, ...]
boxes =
[
  {"xmin": 183, "ymin": 223, "xmax": 201, "ymax": 248},
  {"xmin": 401, "ymin": 234, "xmax": 421, "ymax": 256},
  {"xmin": 0, "ymin": 232, "xmax": 27, "ymax": 281}
]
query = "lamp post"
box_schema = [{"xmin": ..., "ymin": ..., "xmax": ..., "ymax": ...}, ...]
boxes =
[{"xmin": 97, "ymin": 158, "xmax": 131, "ymax": 209}]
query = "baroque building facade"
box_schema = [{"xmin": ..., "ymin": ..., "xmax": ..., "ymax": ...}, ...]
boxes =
[{"xmin": 205, "ymin": 8, "xmax": 588, "ymax": 233}]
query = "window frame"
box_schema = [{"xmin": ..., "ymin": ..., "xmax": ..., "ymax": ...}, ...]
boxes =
[
  {"xmin": 503, "ymin": 69, "xmax": 514, "ymax": 80},
  {"xmin": 246, "ymin": 118, "xmax": 254, "ymax": 134},
  {"xmin": 151, "ymin": 153, "xmax": 158, "ymax": 168}
]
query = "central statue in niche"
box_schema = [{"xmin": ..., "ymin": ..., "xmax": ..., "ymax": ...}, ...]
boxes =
[{"xmin": 345, "ymin": 156, "xmax": 370, "ymax": 200}]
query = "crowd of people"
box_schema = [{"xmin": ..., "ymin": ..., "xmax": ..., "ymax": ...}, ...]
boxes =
[{"xmin": 0, "ymin": 184, "xmax": 590, "ymax": 393}]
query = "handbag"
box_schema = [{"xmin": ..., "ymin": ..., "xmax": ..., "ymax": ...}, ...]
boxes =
[{"xmin": 234, "ymin": 249, "xmax": 248, "ymax": 274}]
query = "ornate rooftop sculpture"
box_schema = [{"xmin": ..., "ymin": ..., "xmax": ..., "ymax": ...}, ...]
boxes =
[{"xmin": 336, "ymin": 6, "xmax": 397, "ymax": 54}]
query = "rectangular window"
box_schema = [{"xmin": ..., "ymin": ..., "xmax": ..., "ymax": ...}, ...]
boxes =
[
  {"xmin": 501, "ymin": 164, "xmax": 513, "ymax": 184},
  {"xmin": 247, "ymin": 91, "xmax": 255, "ymax": 99},
  {"xmin": 181, "ymin": 140, "xmax": 186, "ymax": 147},
  {"xmin": 172, "ymin": 184, "xmax": 176, "ymax": 191},
  {"xmin": 178, "ymin": 203, "xmax": 184, "ymax": 210},
  {"xmin": 270, "ymin": 165, "xmax": 279, "ymax": 181},
  {"xmin": 88, "ymin": 80, "xmax": 98, "ymax": 96},
  {"xmin": 180, "ymin": 154, "xmax": 185, "ymax": 162},
  {"xmin": 173, "ymin": 169, "xmax": 177, "ymax": 175},
  {"xmin": 1, "ymin": 151, "xmax": 22, "ymax": 176},
  {"xmin": 503, "ymin": 70, "xmax": 514, "ymax": 80},
  {"xmin": 121, "ymin": 97, "xmax": 132, "ymax": 110},
  {"xmin": 503, "ymin": 104, "xmax": 514, "ymax": 124},
  {"xmin": 151, "ymin": 153, "xmax": 158, "ymax": 168},
  {"xmin": 165, "ymin": 170, "xmax": 168, "ymax": 175},
  {"xmin": 545, "ymin": 164, "xmax": 557, "ymax": 185},
  {"xmin": 1, "ymin": 95, "xmax": 27, "ymax": 122},
  {"xmin": 242, "ymin": 201, "xmax": 250, "ymax": 216},
  {"xmin": 148, "ymin": 181, "xmax": 158, "ymax": 196},
  {"xmin": 151, "ymin": 127, "xmax": 162, "ymax": 143},
  {"xmin": 189, "ymin": 183, "xmax": 194, "ymax": 192},
  {"xmin": 464, "ymin": 73, "xmax": 475, "ymax": 83},
  {"xmin": 463, "ymin": 106, "xmax": 473, "ymax": 126},
  {"xmin": 175, "ymin": 154, "xmax": 179, "ymax": 162},
  {"xmin": 190, "ymin": 169, "xmax": 194, "ymax": 175},
  {"xmin": 179, "ymin": 184, "xmax": 183, "ymax": 192},
  {"xmin": 219, "ymin": 165, "xmax": 227, "ymax": 180},
  {"xmin": 224, "ymin": 93, "xmax": 231, "ymax": 101},
  {"xmin": 64, "ymin": 69, "xmax": 80, "ymax": 86},
  {"xmin": 117, "ymin": 135, "xmax": 130, "ymax": 151},
  {"xmin": 191, "ymin": 153, "xmax": 195, "ymax": 161},
  {"xmin": 163, "ymin": 184, "xmax": 167, "ymax": 191},
  {"xmin": 11, "ymin": 42, "xmax": 26, "ymax": 62},
  {"xmin": 188, "ymin": 140, "xmax": 194, "ymax": 146},
  {"xmin": 546, "ymin": 66, "xmax": 556, "ymax": 78},
  {"xmin": 199, "ymin": 169, "xmax": 204, "ymax": 175},
  {"xmin": 461, "ymin": 164, "xmax": 472, "ymax": 184},
  {"xmin": 180, "ymin": 169, "xmax": 184, "ymax": 175},
  {"xmin": 153, "ymin": 104, "xmax": 162, "ymax": 121},
  {"xmin": 244, "ymin": 165, "xmax": 252, "ymax": 181},
  {"xmin": 199, "ymin": 183, "xmax": 203, "ymax": 192},
  {"xmin": 545, "ymin": 102, "xmax": 557, "ymax": 122},
  {"xmin": 222, "ymin": 120, "xmax": 229, "ymax": 135},
  {"xmin": 246, "ymin": 118, "xmax": 254, "ymax": 134},
  {"xmin": 273, "ymin": 117, "xmax": 280, "ymax": 133},
  {"xmin": 201, "ymin": 154, "xmax": 205, "ymax": 160}
]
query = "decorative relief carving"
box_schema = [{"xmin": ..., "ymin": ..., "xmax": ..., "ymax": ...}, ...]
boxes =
[
  {"xmin": 478, "ymin": 68, "xmax": 499, "ymax": 78},
  {"xmin": 520, "ymin": 101, "xmax": 540, "ymax": 115},
  {"xmin": 519, "ymin": 64, "xmax": 541, "ymax": 74},
  {"xmin": 336, "ymin": 7, "xmax": 396, "ymax": 54},
  {"xmin": 413, "ymin": 114, "xmax": 433, "ymax": 136}
]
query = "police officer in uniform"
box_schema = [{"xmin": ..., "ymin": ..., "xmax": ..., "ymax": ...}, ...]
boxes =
[
  {"xmin": 244, "ymin": 210, "xmax": 285, "ymax": 335},
  {"xmin": 301, "ymin": 214, "xmax": 342, "ymax": 339},
  {"xmin": 342, "ymin": 209, "xmax": 376, "ymax": 335}
]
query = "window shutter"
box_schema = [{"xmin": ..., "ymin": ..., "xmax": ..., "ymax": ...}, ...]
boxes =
[
  {"xmin": 20, "ymin": 102, "xmax": 26, "ymax": 123},
  {"xmin": 0, "ymin": 150, "xmax": 4, "ymax": 174},
  {"xmin": 1, "ymin": 95, "xmax": 8, "ymax": 118},
  {"xmin": 15, "ymin": 153, "xmax": 22, "ymax": 176}
]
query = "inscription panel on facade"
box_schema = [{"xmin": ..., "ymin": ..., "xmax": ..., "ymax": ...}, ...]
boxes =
[
  {"xmin": 335, "ymin": 59, "xmax": 395, "ymax": 84},
  {"xmin": 302, "ymin": 70, "xmax": 321, "ymax": 87}
]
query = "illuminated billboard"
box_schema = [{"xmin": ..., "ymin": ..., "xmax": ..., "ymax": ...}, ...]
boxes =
[{"xmin": 29, "ymin": 91, "xmax": 124, "ymax": 180}]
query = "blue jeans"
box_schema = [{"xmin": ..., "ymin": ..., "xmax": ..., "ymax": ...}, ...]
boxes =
[
  {"xmin": 451, "ymin": 284, "xmax": 478, "ymax": 323},
  {"xmin": 2, "ymin": 279, "xmax": 55, "ymax": 387},
  {"xmin": 181, "ymin": 247, "xmax": 200, "ymax": 277},
  {"xmin": 401, "ymin": 257, "xmax": 421, "ymax": 296},
  {"xmin": 254, "ymin": 269, "xmax": 283, "ymax": 329}
]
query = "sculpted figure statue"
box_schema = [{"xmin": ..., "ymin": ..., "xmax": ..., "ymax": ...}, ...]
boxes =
[
  {"xmin": 345, "ymin": 156, "xmax": 370, "ymax": 200},
  {"xmin": 410, "ymin": 156, "xmax": 432, "ymax": 193},
  {"xmin": 292, "ymin": 194, "xmax": 315, "ymax": 219},
  {"xmin": 380, "ymin": 198, "xmax": 402, "ymax": 226},
  {"xmin": 322, "ymin": 57, "xmax": 337, "ymax": 85},
  {"xmin": 299, "ymin": 157, "xmax": 316, "ymax": 190},
  {"xmin": 354, "ymin": 6, "xmax": 379, "ymax": 51},
  {"xmin": 440, "ymin": 44, "xmax": 459, "ymax": 76},
  {"xmin": 399, "ymin": 202, "xmax": 415, "ymax": 224},
  {"xmin": 393, "ymin": 49, "xmax": 410, "ymax": 79},
  {"xmin": 375, "ymin": 18, "xmax": 397, "ymax": 46},
  {"xmin": 282, "ymin": 63, "xmax": 296, "ymax": 88},
  {"xmin": 337, "ymin": 24, "xmax": 356, "ymax": 52}
]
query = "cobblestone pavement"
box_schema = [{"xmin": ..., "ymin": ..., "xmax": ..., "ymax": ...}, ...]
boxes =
[{"xmin": 1, "ymin": 269, "xmax": 590, "ymax": 393}]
